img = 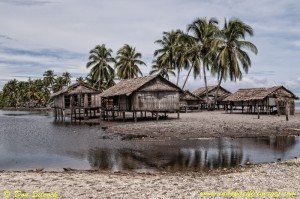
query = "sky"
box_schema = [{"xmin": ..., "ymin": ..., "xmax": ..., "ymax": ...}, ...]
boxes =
[{"xmin": 0, "ymin": 0, "xmax": 299, "ymax": 97}]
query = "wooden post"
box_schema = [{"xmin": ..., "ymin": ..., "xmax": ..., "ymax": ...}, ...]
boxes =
[
  {"xmin": 112, "ymin": 111, "xmax": 115, "ymax": 121},
  {"xmin": 276, "ymin": 100, "xmax": 280, "ymax": 116},
  {"xmin": 156, "ymin": 111, "xmax": 159, "ymax": 121},
  {"xmin": 177, "ymin": 111, "xmax": 180, "ymax": 119},
  {"xmin": 122, "ymin": 112, "xmax": 125, "ymax": 122},
  {"xmin": 242, "ymin": 101, "xmax": 244, "ymax": 113},
  {"xmin": 257, "ymin": 103, "xmax": 260, "ymax": 119},
  {"xmin": 144, "ymin": 111, "xmax": 147, "ymax": 118},
  {"xmin": 54, "ymin": 108, "xmax": 57, "ymax": 120},
  {"xmin": 286, "ymin": 100, "xmax": 289, "ymax": 121},
  {"xmin": 134, "ymin": 111, "xmax": 137, "ymax": 122}
]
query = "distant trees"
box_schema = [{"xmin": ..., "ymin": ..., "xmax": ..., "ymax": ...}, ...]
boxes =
[{"xmin": 0, "ymin": 70, "xmax": 75, "ymax": 108}]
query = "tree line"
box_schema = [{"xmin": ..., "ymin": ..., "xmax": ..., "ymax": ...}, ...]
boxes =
[{"xmin": 0, "ymin": 17, "xmax": 257, "ymax": 108}]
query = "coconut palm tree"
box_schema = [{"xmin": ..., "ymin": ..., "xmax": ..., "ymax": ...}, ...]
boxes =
[
  {"xmin": 149, "ymin": 59, "xmax": 176, "ymax": 80},
  {"xmin": 62, "ymin": 72, "xmax": 72, "ymax": 86},
  {"xmin": 86, "ymin": 44, "xmax": 115, "ymax": 90},
  {"xmin": 43, "ymin": 70, "xmax": 56, "ymax": 89},
  {"xmin": 187, "ymin": 17, "xmax": 219, "ymax": 105},
  {"xmin": 52, "ymin": 76, "xmax": 65, "ymax": 92},
  {"xmin": 211, "ymin": 18, "xmax": 258, "ymax": 104},
  {"xmin": 115, "ymin": 44, "xmax": 146, "ymax": 79},
  {"xmin": 154, "ymin": 30, "xmax": 187, "ymax": 85},
  {"xmin": 76, "ymin": 76, "xmax": 85, "ymax": 84}
]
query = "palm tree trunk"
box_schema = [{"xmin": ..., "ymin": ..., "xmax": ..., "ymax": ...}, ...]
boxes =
[
  {"xmin": 98, "ymin": 66, "xmax": 101, "ymax": 91},
  {"xmin": 176, "ymin": 67, "xmax": 180, "ymax": 86},
  {"xmin": 203, "ymin": 63, "xmax": 210, "ymax": 109},
  {"xmin": 213, "ymin": 72, "xmax": 224, "ymax": 109},
  {"xmin": 182, "ymin": 65, "xmax": 193, "ymax": 90}
]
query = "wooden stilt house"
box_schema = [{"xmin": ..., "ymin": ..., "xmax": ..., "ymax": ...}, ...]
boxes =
[
  {"xmin": 100, "ymin": 75, "xmax": 182, "ymax": 121},
  {"xmin": 223, "ymin": 86, "xmax": 299, "ymax": 115},
  {"xmin": 51, "ymin": 82, "xmax": 101, "ymax": 121},
  {"xmin": 193, "ymin": 85, "xmax": 231, "ymax": 109},
  {"xmin": 180, "ymin": 91, "xmax": 204, "ymax": 112}
]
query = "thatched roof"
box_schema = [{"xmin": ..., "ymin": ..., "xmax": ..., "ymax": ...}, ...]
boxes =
[
  {"xmin": 223, "ymin": 86, "xmax": 298, "ymax": 102},
  {"xmin": 51, "ymin": 82, "xmax": 100, "ymax": 98},
  {"xmin": 193, "ymin": 85, "xmax": 231, "ymax": 97},
  {"xmin": 100, "ymin": 75, "xmax": 181, "ymax": 97},
  {"xmin": 180, "ymin": 91, "xmax": 203, "ymax": 101}
]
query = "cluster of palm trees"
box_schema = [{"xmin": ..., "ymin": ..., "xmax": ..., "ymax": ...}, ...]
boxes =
[
  {"xmin": 0, "ymin": 70, "xmax": 72, "ymax": 107},
  {"xmin": 85, "ymin": 44, "xmax": 146, "ymax": 90},
  {"xmin": 151, "ymin": 17, "xmax": 257, "ymax": 104},
  {"xmin": 85, "ymin": 17, "xmax": 257, "ymax": 106},
  {"xmin": 0, "ymin": 17, "xmax": 257, "ymax": 108}
]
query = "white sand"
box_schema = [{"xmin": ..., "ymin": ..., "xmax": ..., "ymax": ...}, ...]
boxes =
[{"xmin": 1, "ymin": 159, "xmax": 299, "ymax": 199}]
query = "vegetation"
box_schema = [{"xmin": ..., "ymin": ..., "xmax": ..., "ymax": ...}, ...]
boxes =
[
  {"xmin": 115, "ymin": 44, "xmax": 146, "ymax": 79},
  {"xmin": 0, "ymin": 71, "xmax": 72, "ymax": 108},
  {"xmin": 86, "ymin": 44, "xmax": 116, "ymax": 90},
  {"xmin": 0, "ymin": 17, "xmax": 256, "ymax": 109}
]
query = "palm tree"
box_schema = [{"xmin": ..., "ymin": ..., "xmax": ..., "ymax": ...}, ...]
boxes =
[
  {"xmin": 76, "ymin": 76, "xmax": 85, "ymax": 84},
  {"xmin": 115, "ymin": 44, "xmax": 146, "ymax": 79},
  {"xmin": 211, "ymin": 18, "xmax": 258, "ymax": 104},
  {"xmin": 179, "ymin": 33, "xmax": 201, "ymax": 90},
  {"xmin": 52, "ymin": 76, "xmax": 65, "ymax": 92},
  {"xmin": 43, "ymin": 70, "xmax": 56, "ymax": 88},
  {"xmin": 154, "ymin": 30, "xmax": 186, "ymax": 85},
  {"xmin": 62, "ymin": 72, "xmax": 72, "ymax": 86},
  {"xmin": 187, "ymin": 17, "xmax": 219, "ymax": 105},
  {"xmin": 149, "ymin": 59, "xmax": 176, "ymax": 80},
  {"xmin": 86, "ymin": 44, "xmax": 115, "ymax": 90}
]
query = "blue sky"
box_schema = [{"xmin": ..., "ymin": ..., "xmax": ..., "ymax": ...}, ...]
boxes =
[{"xmin": 0, "ymin": 0, "xmax": 299, "ymax": 97}]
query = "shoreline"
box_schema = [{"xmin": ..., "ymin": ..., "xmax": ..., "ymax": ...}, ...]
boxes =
[
  {"xmin": 1, "ymin": 158, "xmax": 299, "ymax": 198},
  {"xmin": 101, "ymin": 111, "xmax": 300, "ymax": 140}
]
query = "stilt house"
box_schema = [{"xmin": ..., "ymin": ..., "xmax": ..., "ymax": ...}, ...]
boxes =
[
  {"xmin": 223, "ymin": 86, "xmax": 298, "ymax": 115},
  {"xmin": 193, "ymin": 85, "xmax": 231, "ymax": 109},
  {"xmin": 51, "ymin": 82, "xmax": 101, "ymax": 121},
  {"xmin": 100, "ymin": 75, "xmax": 182, "ymax": 121},
  {"xmin": 180, "ymin": 91, "xmax": 203, "ymax": 112}
]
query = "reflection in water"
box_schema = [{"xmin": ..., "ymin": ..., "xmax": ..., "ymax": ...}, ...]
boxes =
[
  {"xmin": 87, "ymin": 135, "xmax": 298, "ymax": 172},
  {"xmin": 0, "ymin": 110, "xmax": 299, "ymax": 172}
]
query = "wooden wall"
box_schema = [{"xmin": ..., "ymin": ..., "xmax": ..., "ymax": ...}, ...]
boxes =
[
  {"xmin": 53, "ymin": 93, "xmax": 100, "ymax": 109},
  {"xmin": 133, "ymin": 91, "xmax": 179, "ymax": 111}
]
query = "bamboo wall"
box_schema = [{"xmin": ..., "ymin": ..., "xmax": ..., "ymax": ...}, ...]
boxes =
[{"xmin": 133, "ymin": 91, "xmax": 179, "ymax": 111}]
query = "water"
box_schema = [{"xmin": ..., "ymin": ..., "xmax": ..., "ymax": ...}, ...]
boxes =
[
  {"xmin": 0, "ymin": 110, "xmax": 299, "ymax": 172},
  {"xmin": 296, "ymin": 101, "xmax": 300, "ymax": 111}
]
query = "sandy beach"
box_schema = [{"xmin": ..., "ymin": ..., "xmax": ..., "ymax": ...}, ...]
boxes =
[
  {"xmin": 101, "ymin": 111, "xmax": 300, "ymax": 140},
  {"xmin": 0, "ymin": 158, "xmax": 299, "ymax": 198}
]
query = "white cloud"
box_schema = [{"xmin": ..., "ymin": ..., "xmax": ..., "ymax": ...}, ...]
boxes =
[{"xmin": 0, "ymin": 0, "xmax": 299, "ymax": 92}]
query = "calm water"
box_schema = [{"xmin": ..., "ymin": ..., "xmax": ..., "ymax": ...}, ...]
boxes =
[
  {"xmin": 0, "ymin": 110, "xmax": 299, "ymax": 172},
  {"xmin": 296, "ymin": 101, "xmax": 300, "ymax": 111}
]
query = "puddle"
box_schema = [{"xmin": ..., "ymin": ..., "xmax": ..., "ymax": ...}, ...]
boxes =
[{"xmin": 0, "ymin": 110, "xmax": 299, "ymax": 172}]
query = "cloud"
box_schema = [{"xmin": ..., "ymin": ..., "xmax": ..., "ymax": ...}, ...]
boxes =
[
  {"xmin": 0, "ymin": 0, "xmax": 299, "ymax": 93},
  {"xmin": 0, "ymin": 0, "xmax": 52, "ymax": 6},
  {"xmin": 0, "ymin": 34, "xmax": 12, "ymax": 40}
]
